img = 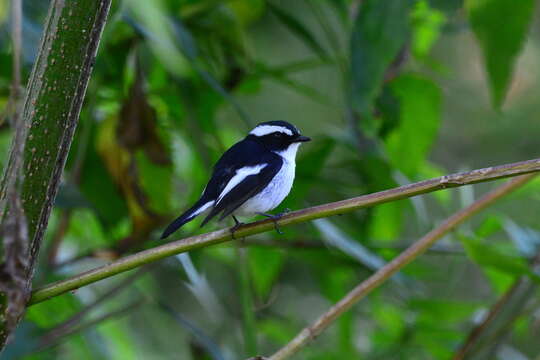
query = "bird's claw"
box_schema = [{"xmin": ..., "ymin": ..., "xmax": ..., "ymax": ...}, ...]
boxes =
[
  {"xmin": 231, "ymin": 215, "xmax": 244, "ymax": 240},
  {"xmin": 257, "ymin": 212, "xmax": 286, "ymax": 235}
]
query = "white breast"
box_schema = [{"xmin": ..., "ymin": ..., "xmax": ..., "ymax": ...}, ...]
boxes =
[{"xmin": 235, "ymin": 143, "xmax": 300, "ymax": 216}]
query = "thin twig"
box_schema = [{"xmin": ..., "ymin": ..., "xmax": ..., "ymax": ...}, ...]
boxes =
[
  {"xmin": 0, "ymin": 0, "xmax": 23, "ymax": 127},
  {"xmin": 267, "ymin": 174, "xmax": 536, "ymax": 360},
  {"xmin": 35, "ymin": 300, "xmax": 143, "ymax": 352},
  {"xmin": 453, "ymin": 251, "xmax": 540, "ymax": 360},
  {"xmin": 236, "ymin": 245, "xmax": 258, "ymax": 356},
  {"xmin": 37, "ymin": 266, "xmax": 152, "ymax": 347},
  {"xmin": 29, "ymin": 158, "xmax": 540, "ymax": 305},
  {"xmin": 10, "ymin": 0, "xmax": 23, "ymax": 126}
]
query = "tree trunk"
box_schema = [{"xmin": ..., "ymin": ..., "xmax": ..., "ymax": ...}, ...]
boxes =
[{"xmin": 0, "ymin": 0, "xmax": 111, "ymax": 350}]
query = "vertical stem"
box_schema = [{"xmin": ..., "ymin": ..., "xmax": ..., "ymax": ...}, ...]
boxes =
[
  {"xmin": 0, "ymin": 0, "xmax": 112, "ymax": 350},
  {"xmin": 236, "ymin": 245, "xmax": 258, "ymax": 357},
  {"xmin": 10, "ymin": 0, "xmax": 22, "ymax": 123}
]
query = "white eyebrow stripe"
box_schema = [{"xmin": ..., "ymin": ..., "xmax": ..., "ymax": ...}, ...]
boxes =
[
  {"xmin": 250, "ymin": 125, "xmax": 293, "ymax": 137},
  {"xmin": 216, "ymin": 164, "xmax": 268, "ymax": 204}
]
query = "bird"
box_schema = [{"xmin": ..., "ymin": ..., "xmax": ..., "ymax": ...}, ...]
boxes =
[{"xmin": 160, "ymin": 120, "xmax": 311, "ymax": 239}]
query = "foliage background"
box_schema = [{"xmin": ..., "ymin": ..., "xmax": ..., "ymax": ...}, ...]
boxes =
[{"xmin": 1, "ymin": 0, "xmax": 540, "ymax": 359}]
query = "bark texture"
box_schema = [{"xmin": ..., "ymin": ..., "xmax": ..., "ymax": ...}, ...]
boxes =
[{"xmin": 0, "ymin": 0, "xmax": 111, "ymax": 350}]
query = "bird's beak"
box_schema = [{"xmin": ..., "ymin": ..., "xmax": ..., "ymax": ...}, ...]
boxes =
[{"xmin": 295, "ymin": 135, "xmax": 311, "ymax": 143}]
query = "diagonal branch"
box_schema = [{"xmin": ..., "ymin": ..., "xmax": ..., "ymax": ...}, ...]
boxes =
[
  {"xmin": 267, "ymin": 174, "xmax": 536, "ymax": 360},
  {"xmin": 29, "ymin": 158, "xmax": 540, "ymax": 305},
  {"xmin": 453, "ymin": 251, "xmax": 540, "ymax": 360},
  {"xmin": 37, "ymin": 266, "xmax": 153, "ymax": 347}
]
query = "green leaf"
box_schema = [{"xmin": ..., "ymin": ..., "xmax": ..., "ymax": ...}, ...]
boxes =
[
  {"xmin": 385, "ymin": 74, "xmax": 442, "ymax": 177},
  {"xmin": 411, "ymin": 0, "xmax": 446, "ymax": 58},
  {"xmin": 460, "ymin": 235, "xmax": 540, "ymax": 283},
  {"xmin": 79, "ymin": 130, "xmax": 128, "ymax": 229},
  {"xmin": 475, "ymin": 214, "xmax": 503, "ymax": 238},
  {"xmin": 466, "ymin": 0, "xmax": 535, "ymax": 107},
  {"xmin": 135, "ymin": 149, "xmax": 173, "ymax": 214},
  {"xmin": 125, "ymin": 0, "xmax": 191, "ymax": 76},
  {"xmin": 350, "ymin": 0, "xmax": 412, "ymax": 116},
  {"xmin": 267, "ymin": 2, "xmax": 328, "ymax": 60},
  {"xmin": 248, "ymin": 247, "xmax": 285, "ymax": 298},
  {"xmin": 409, "ymin": 299, "xmax": 478, "ymax": 324},
  {"xmin": 228, "ymin": 0, "xmax": 266, "ymax": 26},
  {"xmin": 368, "ymin": 202, "xmax": 406, "ymax": 243}
]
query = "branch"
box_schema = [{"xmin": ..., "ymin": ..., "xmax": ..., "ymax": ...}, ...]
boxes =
[
  {"xmin": 34, "ymin": 300, "xmax": 143, "ymax": 352},
  {"xmin": 28, "ymin": 158, "xmax": 540, "ymax": 306},
  {"xmin": 267, "ymin": 174, "xmax": 536, "ymax": 360},
  {"xmin": 37, "ymin": 266, "xmax": 152, "ymax": 347},
  {"xmin": 453, "ymin": 251, "xmax": 540, "ymax": 360}
]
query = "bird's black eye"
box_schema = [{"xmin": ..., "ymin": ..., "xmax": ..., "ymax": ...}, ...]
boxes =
[{"xmin": 273, "ymin": 133, "xmax": 282, "ymax": 138}]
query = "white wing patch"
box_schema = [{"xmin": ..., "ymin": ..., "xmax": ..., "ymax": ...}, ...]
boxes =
[
  {"xmin": 250, "ymin": 125, "xmax": 293, "ymax": 137},
  {"xmin": 187, "ymin": 200, "xmax": 215, "ymax": 220},
  {"xmin": 216, "ymin": 164, "xmax": 268, "ymax": 204}
]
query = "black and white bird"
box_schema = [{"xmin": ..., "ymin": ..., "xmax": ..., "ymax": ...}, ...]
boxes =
[{"xmin": 160, "ymin": 121, "xmax": 310, "ymax": 239}]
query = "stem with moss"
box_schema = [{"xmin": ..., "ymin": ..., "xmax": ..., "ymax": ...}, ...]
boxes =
[
  {"xmin": 0, "ymin": 0, "xmax": 111, "ymax": 350},
  {"xmin": 268, "ymin": 174, "xmax": 536, "ymax": 360},
  {"xmin": 28, "ymin": 158, "xmax": 540, "ymax": 305}
]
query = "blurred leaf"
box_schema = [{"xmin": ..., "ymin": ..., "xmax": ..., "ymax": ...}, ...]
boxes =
[
  {"xmin": 1, "ymin": 322, "xmax": 42, "ymax": 358},
  {"xmin": 409, "ymin": 299, "xmax": 478, "ymax": 323},
  {"xmin": 504, "ymin": 219, "xmax": 540, "ymax": 257},
  {"xmin": 67, "ymin": 209, "xmax": 110, "ymax": 251},
  {"xmin": 411, "ymin": 0, "xmax": 446, "ymax": 58},
  {"xmin": 248, "ymin": 247, "xmax": 285, "ymax": 298},
  {"xmin": 176, "ymin": 254, "xmax": 225, "ymax": 320},
  {"xmin": 267, "ymin": 2, "xmax": 329, "ymax": 60},
  {"xmin": 315, "ymin": 218, "xmax": 406, "ymax": 285},
  {"xmin": 228, "ymin": 0, "xmax": 265, "ymax": 26},
  {"xmin": 159, "ymin": 303, "xmax": 225, "ymax": 360},
  {"xmin": 98, "ymin": 320, "xmax": 138, "ymax": 360},
  {"xmin": 136, "ymin": 150, "xmax": 173, "ymax": 214},
  {"xmin": 465, "ymin": 0, "xmax": 535, "ymax": 107},
  {"xmin": 258, "ymin": 318, "xmax": 296, "ymax": 344},
  {"xmin": 475, "ymin": 214, "xmax": 503, "ymax": 238},
  {"xmin": 386, "ymin": 74, "xmax": 442, "ymax": 177},
  {"xmin": 350, "ymin": 0, "xmax": 412, "ymax": 116},
  {"xmin": 118, "ymin": 60, "xmax": 171, "ymax": 166},
  {"xmin": 55, "ymin": 183, "xmax": 93, "ymax": 210},
  {"xmin": 484, "ymin": 267, "xmax": 515, "ymax": 294},
  {"xmin": 0, "ymin": 1, "xmax": 7, "ymax": 24},
  {"xmin": 460, "ymin": 235, "xmax": 540, "ymax": 283},
  {"xmin": 124, "ymin": 0, "xmax": 190, "ymax": 76},
  {"xmin": 372, "ymin": 302, "xmax": 406, "ymax": 345},
  {"xmin": 368, "ymin": 201, "xmax": 406, "ymax": 243},
  {"xmin": 318, "ymin": 267, "xmax": 357, "ymax": 356},
  {"xmin": 79, "ymin": 127, "xmax": 128, "ymax": 229},
  {"xmin": 376, "ymin": 85, "xmax": 401, "ymax": 138}
]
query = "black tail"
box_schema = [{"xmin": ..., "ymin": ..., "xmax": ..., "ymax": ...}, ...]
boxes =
[{"xmin": 160, "ymin": 198, "xmax": 215, "ymax": 239}]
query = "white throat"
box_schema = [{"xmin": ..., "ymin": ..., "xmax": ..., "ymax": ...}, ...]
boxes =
[{"xmin": 274, "ymin": 142, "xmax": 301, "ymax": 163}]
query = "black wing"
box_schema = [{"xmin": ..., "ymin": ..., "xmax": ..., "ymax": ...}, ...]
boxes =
[
  {"xmin": 203, "ymin": 138, "xmax": 272, "ymax": 200},
  {"xmin": 200, "ymin": 157, "xmax": 282, "ymax": 226}
]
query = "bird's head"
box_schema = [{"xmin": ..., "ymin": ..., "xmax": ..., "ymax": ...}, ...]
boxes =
[{"xmin": 247, "ymin": 121, "xmax": 311, "ymax": 155}]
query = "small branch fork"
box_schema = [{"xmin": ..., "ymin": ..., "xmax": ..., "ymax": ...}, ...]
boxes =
[{"xmin": 28, "ymin": 158, "xmax": 540, "ymax": 305}]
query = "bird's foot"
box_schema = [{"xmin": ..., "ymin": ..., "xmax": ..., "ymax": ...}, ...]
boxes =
[
  {"xmin": 257, "ymin": 211, "xmax": 289, "ymax": 235},
  {"xmin": 230, "ymin": 215, "xmax": 245, "ymax": 240}
]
